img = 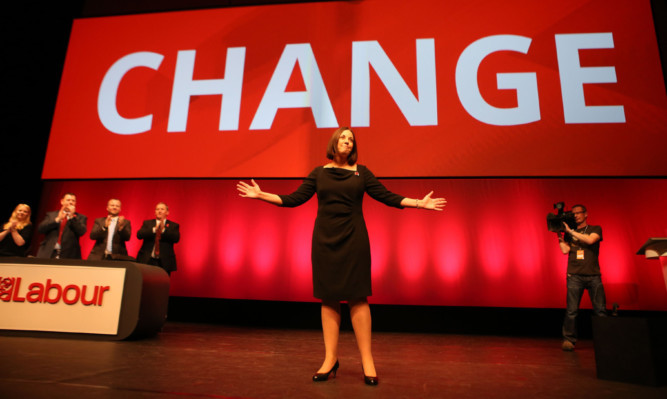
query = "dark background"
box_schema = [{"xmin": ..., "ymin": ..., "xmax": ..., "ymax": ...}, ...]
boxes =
[{"xmin": 2, "ymin": 0, "xmax": 665, "ymax": 335}]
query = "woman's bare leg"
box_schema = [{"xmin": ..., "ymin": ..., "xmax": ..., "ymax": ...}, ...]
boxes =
[
  {"xmin": 318, "ymin": 300, "xmax": 341, "ymax": 373},
  {"xmin": 349, "ymin": 298, "xmax": 376, "ymax": 377}
]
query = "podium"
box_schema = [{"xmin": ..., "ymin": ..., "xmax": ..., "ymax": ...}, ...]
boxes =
[
  {"xmin": 591, "ymin": 238, "xmax": 667, "ymax": 386},
  {"xmin": 636, "ymin": 237, "xmax": 667, "ymax": 291},
  {"xmin": 0, "ymin": 257, "xmax": 170, "ymax": 340}
]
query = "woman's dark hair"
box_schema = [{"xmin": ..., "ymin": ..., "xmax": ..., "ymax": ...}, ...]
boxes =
[{"xmin": 326, "ymin": 127, "xmax": 358, "ymax": 165}]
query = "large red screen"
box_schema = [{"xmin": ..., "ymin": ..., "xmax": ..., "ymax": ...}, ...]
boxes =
[
  {"xmin": 36, "ymin": 0, "xmax": 667, "ymax": 310},
  {"xmin": 42, "ymin": 0, "xmax": 666, "ymax": 178}
]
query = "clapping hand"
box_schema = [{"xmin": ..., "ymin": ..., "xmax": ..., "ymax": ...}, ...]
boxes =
[{"xmin": 57, "ymin": 205, "xmax": 71, "ymax": 222}]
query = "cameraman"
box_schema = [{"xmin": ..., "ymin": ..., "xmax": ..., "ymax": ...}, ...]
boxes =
[{"xmin": 557, "ymin": 204, "xmax": 606, "ymax": 351}]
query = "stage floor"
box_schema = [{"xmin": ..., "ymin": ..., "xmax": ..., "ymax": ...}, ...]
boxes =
[{"xmin": 1, "ymin": 322, "xmax": 665, "ymax": 398}]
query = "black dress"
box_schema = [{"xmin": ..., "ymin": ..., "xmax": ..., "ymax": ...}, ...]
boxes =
[
  {"xmin": 0, "ymin": 224, "xmax": 33, "ymax": 257},
  {"xmin": 279, "ymin": 165, "xmax": 404, "ymax": 300}
]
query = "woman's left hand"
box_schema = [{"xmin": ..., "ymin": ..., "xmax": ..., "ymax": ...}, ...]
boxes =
[{"xmin": 421, "ymin": 191, "xmax": 447, "ymax": 211}]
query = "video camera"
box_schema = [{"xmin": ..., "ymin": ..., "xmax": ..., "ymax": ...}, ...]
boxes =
[{"xmin": 546, "ymin": 202, "xmax": 577, "ymax": 233}]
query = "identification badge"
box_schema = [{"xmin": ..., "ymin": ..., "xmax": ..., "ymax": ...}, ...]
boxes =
[{"xmin": 577, "ymin": 250, "xmax": 585, "ymax": 260}]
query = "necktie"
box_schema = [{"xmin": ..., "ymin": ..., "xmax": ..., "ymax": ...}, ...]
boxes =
[
  {"xmin": 56, "ymin": 216, "xmax": 68, "ymax": 246},
  {"xmin": 154, "ymin": 223, "xmax": 164, "ymax": 257}
]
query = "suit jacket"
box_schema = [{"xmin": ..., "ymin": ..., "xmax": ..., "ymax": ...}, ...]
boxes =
[
  {"xmin": 36, "ymin": 211, "xmax": 88, "ymax": 259},
  {"xmin": 87, "ymin": 217, "xmax": 132, "ymax": 261},
  {"xmin": 136, "ymin": 219, "xmax": 180, "ymax": 272}
]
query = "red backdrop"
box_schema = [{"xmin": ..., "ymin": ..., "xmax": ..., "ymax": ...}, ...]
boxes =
[
  {"xmin": 34, "ymin": 178, "xmax": 667, "ymax": 310},
  {"xmin": 34, "ymin": 0, "xmax": 667, "ymax": 310}
]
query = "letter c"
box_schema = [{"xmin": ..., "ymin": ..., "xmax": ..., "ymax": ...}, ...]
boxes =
[{"xmin": 97, "ymin": 52, "xmax": 164, "ymax": 135}]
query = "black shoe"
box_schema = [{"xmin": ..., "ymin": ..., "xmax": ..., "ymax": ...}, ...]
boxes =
[
  {"xmin": 313, "ymin": 360, "xmax": 339, "ymax": 382},
  {"xmin": 364, "ymin": 374, "xmax": 379, "ymax": 386},
  {"xmin": 362, "ymin": 366, "xmax": 379, "ymax": 386}
]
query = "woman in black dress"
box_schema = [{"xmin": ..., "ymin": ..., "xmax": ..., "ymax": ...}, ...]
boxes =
[
  {"xmin": 0, "ymin": 204, "xmax": 33, "ymax": 257},
  {"xmin": 237, "ymin": 127, "xmax": 446, "ymax": 385}
]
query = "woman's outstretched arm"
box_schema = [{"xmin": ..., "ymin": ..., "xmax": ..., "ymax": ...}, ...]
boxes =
[
  {"xmin": 400, "ymin": 191, "xmax": 447, "ymax": 211},
  {"xmin": 237, "ymin": 179, "xmax": 283, "ymax": 205}
]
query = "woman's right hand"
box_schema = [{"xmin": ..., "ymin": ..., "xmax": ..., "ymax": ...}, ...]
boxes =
[{"xmin": 237, "ymin": 179, "xmax": 261, "ymax": 199}]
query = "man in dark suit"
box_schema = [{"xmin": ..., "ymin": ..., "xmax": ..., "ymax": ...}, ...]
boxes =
[
  {"xmin": 37, "ymin": 192, "xmax": 87, "ymax": 259},
  {"xmin": 88, "ymin": 198, "xmax": 132, "ymax": 261},
  {"xmin": 136, "ymin": 202, "xmax": 180, "ymax": 275}
]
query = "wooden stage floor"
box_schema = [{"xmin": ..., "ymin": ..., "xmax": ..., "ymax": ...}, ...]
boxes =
[{"xmin": 1, "ymin": 322, "xmax": 665, "ymax": 398}]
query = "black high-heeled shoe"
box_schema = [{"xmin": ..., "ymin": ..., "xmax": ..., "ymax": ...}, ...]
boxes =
[
  {"xmin": 364, "ymin": 374, "xmax": 379, "ymax": 386},
  {"xmin": 312, "ymin": 360, "xmax": 339, "ymax": 382},
  {"xmin": 362, "ymin": 367, "xmax": 379, "ymax": 386}
]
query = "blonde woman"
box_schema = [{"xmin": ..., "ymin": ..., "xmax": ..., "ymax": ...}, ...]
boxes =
[{"xmin": 0, "ymin": 204, "xmax": 33, "ymax": 256}]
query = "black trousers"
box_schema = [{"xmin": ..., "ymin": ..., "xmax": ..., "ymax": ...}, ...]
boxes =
[{"xmin": 148, "ymin": 257, "xmax": 170, "ymax": 276}]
